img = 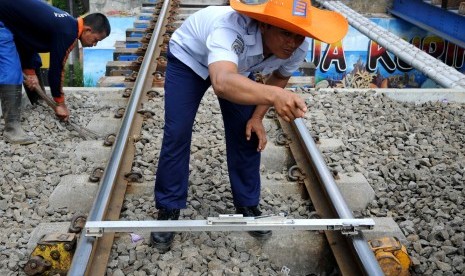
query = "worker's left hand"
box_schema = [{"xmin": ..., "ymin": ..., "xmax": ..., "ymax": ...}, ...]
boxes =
[
  {"xmin": 23, "ymin": 74, "xmax": 39, "ymax": 91},
  {"xmin": 246, "ymin": 117, "xmax": 267, "ymax": 152},
  {"xmin": 54, "ymin": 103, "xmax": 70, "ymax": 122}
]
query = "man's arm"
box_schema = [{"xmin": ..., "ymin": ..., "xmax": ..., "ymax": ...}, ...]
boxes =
[
  {"xmin": 246, "ymin": 70, "xmax": 291, "ymax": 151},
  {"xmin": 18, "ymin": 49, "xmax": 42, "ymax": 91},
  {"xmin": 47, "ymin": 36, "xmax": 75, "ymax": 121},
  {"xmin": 251, "ymin": 70, "xmax": 291, "ymax": 120},
  {"xmin": 208, "ymin": 61, "xmax": 306, "ymax": 122}
]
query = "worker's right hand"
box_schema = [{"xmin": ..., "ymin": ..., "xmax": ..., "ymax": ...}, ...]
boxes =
[
  {"xmin": 23, "ymin": 74, "xmax": 39, "ymax": 91},
  {"xmin": 273, "ymin": 90, "xmax": 307, "ymax": 122},
  {"xmin": 54, "ymin": 103, "xmax": 70, "ymax": 122},
  {"xmin": 245, "ymin": 116, "xmax": 267, "ymax": 152}
]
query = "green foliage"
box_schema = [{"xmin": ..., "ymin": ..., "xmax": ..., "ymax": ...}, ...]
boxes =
[
  {"xmin": 64, "ymin": 62, "xmax": 84, "ymax": 87},
  {"xmin": 51, "ymin": 0, "xmax": 68, "ymax": 12},
  {"xmin": 51, "ymin": 0, "xmax": 88, "ymax": 16}
]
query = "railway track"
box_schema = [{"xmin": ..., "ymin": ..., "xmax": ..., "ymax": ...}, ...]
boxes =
[
  {"xmin": 71, "ymin": 1, "xmax": 385, "ymax": 275},
  {"xmin": 3, "ymin": 0, "xmax": 464, "ymax": 275}
]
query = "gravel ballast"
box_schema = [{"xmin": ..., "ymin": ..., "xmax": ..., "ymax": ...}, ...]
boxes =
[{"xmin": 1, "ymin": 89, "xmax": 464, "ymax": 275}]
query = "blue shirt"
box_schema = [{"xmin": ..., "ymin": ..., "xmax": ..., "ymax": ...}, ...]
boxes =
[{"xmin": 0, "ymin": 0, "xmax": 79, "ymax": 100}]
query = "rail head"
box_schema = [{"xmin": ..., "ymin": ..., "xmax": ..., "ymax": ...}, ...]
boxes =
[
  {"xmin": 287, "ymin": 117, "xmax": 384, "ymax": 276},
  {"xmin": 68, "ymin": 1, "xmax": 174, "ymax": 275}
]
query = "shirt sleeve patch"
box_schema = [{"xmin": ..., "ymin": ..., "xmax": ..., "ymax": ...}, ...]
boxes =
[{"xmin": 231, "ymin": 35, "xmax": 245, "ymax": 55}]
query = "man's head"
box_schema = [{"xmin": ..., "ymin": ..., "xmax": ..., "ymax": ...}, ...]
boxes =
[
  {"xmin": 230, "ymin": 0, "xmax": 348, "ymax": 44},
  {"xmin": 80, "ymin": 13, "xmax": 111, "ymax": 47},
  {"xmin": 260, "ymin": 23, "xmax": 305, "ymax": 59}
]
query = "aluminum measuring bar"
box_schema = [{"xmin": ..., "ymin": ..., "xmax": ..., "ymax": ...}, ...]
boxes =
[{"xmin": 85, "ymin": 216, "xmax": 375, "ymax": 237}]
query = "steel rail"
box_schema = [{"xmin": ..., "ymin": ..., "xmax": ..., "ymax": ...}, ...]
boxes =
[
  {"xmin": 316, "ymin": 0, "xmax": 465, "ymax": 89},
  {"xmin": 67, "ymin": 0, "xmax": 172, "ymax": 275},
  {"xmin": 293, "ymin": 118, "xmax": 384, "ymax": 276}
]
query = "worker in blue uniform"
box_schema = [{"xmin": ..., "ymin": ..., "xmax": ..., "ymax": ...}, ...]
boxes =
[
  {"xmin": 151, "ymin": 0, "xmax": 348, "ymax": 252},
  {"xmin": 0, "ymin": 0, "xmax": 110, "ymax": 144}
]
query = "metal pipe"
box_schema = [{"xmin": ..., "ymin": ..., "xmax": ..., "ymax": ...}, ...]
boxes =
[
  {"xmin": 317, "ymin": 1, "xmax": 465, "ymax": 89},
  {"xmin": 67, "ymin": 0, "xmax": 172, "ymax": 275},
  {"xmin": 293, "ymin": 118, "xmax": 384, "ymax": 275},
  {"xmin": 339, "ymin": 1, "xmax": 465, "ymax": 87}
]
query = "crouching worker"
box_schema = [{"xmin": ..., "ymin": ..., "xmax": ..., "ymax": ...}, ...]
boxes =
[
  {"xmin": 0, "ymin": 0, "xmax": 111, "ymax": 144},
  {"xmin": 151, "ymin": 0, "xmax": 348, "ymax": 252}
]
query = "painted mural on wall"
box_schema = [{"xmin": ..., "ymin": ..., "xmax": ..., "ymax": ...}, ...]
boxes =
[
  {"xmin": 303, "ymin": 18, "xmax": 465, "ymax": 89},
  {"xmin": 84, "ymin": 17, "xmax": 464, "ymax": 88},
  {"xmin": 83, "ymin": 17, "xmax": 135, "ymax": 86}
]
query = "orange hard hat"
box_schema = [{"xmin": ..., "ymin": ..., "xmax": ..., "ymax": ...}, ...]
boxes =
[{"xmin": 230, "ymin": 0, "xmax": 349, "ymax": 44}]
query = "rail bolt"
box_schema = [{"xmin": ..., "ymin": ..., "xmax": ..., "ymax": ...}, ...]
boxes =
[
  {"xmin": 89, "ymin": 167, "xmax": 105, "ymax": 183},
  {"xmin": 114, "ymin": 107, "xmax": 126, "ymax": 119},
  {"xmin": 69, "ymin": 214, "xmax": 87, "ymax": 234},
  {"xmin": 288, "ymin": 165, "xmax": 305, "ymax": 182},
  {"xmin": 24, "ymin": 256, "xmax": 51, "ymax": 275},
  {"xmin": 123, "ymin": 88, "xmax": 132, "ymax": 98},
  {"xmin": 125, "ymin": 171, "xmax": 143, "ymax": 182},
  {"xmin": 104, "ymin": 134, "xmax": 117, "ymax": 147}
]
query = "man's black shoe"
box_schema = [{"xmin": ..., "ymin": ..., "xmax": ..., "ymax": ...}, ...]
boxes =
[
  {"xmin": 150, "ymin": 208, "xmax": 180, "ymax": 253},
  {"xmin": 150, "ymin": 232, "xmax": 174, "ymax": 253},
  {"xmin": 236, "ymin": 206, "xmax": 272, "ymax": 239}
]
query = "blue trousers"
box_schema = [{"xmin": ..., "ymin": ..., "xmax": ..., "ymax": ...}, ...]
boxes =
[
  {"xmin": 0, "ymin": 21, "xmax": 23, "ymax": 85},
  {"xmin": 155, "ymin": 49, "xmax": 261, "ymax": 210}
]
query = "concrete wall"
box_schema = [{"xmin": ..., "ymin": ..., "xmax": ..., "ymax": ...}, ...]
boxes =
[
  {"xmin": 89, "ymin": 0, "xmax": 394, "ymax": 16},
  {"xmin": 90, "ymin": 0, "xmax": 146, "ymax": 15}
]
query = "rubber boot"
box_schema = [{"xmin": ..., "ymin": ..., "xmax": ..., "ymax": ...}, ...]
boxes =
[
  {"xmin": 0, "ymin": 85, "xmax": 35, "ymax": 145},
  {"xmin": 150, "ymin": 208, "xmax": 180, "ymax": 253},
  {"xmin": 236, "ymin": 206, "xmax": 272, "ymax": 239}
]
